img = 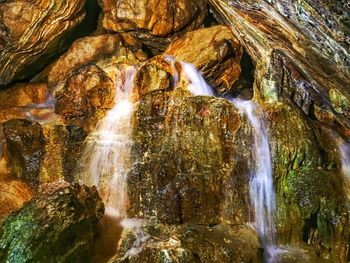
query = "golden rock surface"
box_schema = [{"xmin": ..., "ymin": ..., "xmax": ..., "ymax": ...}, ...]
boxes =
[{"xmin": 0, "ymin": 0, "xmax": 86, "ymax": 86}]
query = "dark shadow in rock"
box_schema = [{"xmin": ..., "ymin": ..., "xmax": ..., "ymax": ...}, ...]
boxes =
[
  {"xmin": 230, "ymin": 49, "xmax": 255, "ymax": 100},
  {"xmin": 91, "ymin": 208, "xmax": 124, "ymax": 263},
  {"xmin": 302, "ymin": 212, "xmax": 318, "ymax": 243}
]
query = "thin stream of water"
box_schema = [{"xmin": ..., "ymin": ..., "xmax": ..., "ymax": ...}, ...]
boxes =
[{"xmin": 181, "ymin": 61, "xmax": 278, "ymax": 261}]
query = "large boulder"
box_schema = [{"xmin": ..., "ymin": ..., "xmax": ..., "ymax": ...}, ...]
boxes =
[
  {"xmin": 165, "ymin": 25, "xmax": 243, "ymax": 94},
  {"xmin": 99, "ymin": 0, "xmax": 207, "ymax": 52},
  {"xmin": 49, "ymin": 34, "xmax": 146, "ymax": 131},
  {"xmin": 0, "ymin": 0, "xmax": 86, "ymax": 86},
  {"xmin": 264, "ymin": 101, "xmax": 349, "ymax": 262},
  {"xmin": 128, "ymin": 92, "xmax": 252, "ymax": 225},
  {"xmin": 111, "ymin": 222, "xmax": 261, "ymax": 263},
  {"xmin": 3, "ymin": 119, "xmax": 88, "ymax": 187},
  {"xmin": 0, "ymin": 181, "xmax": 104, "ymax": 263}
]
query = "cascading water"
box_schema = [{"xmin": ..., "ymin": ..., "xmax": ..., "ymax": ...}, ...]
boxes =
[
  {"xmin": 78, "ymin": 65, "xmax": 137, "ymax": 218},
  {"xmin": 180, "ymin": 62, "xmax": 213, "ymax": 96},
  {"xmin": 180, "ymin": 60, "xmax": 277, "ymax": 261},
  {"xmin": 339, "ymin": 141, "xmax": 350, "ymax": 179},
  {"xmin": 79, "ymin": 57, "xmax": 278, "ymax": 261},
  {"xmin": 230, "ymin": 99, "xmax": 277, "ymax": 261}
]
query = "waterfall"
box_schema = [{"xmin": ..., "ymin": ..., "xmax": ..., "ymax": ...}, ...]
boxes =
[
  {"xmin": 78, "ymin": 65, "xmax": 137, "ymax": 218},
  {"xmin": 230, "ymin": 99, "xmax": 277, "ymax": 261},
  {"xmin": 180, "ymin": 62, "xmax": 213, "ymax": 96},
  {"xmin": 340, "ymin": 141, "xmax": 350, "ymax": 179},
  {"xmin": 180, "ymin": 60, "xmax": 277, "ymax": 258}
]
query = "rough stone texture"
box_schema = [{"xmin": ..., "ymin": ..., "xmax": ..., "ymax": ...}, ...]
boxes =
[
  {"xmin": 111, "ymin": 223, "xmax": 261, "ymax": 263},
  {"xmin": 209, "ymin": 0, "xmax": 350, "ymax": 139},
  {"xmin": 264, "ymin": 101, "xmax": 349, "ymax": 262},
  {"xmin": 99, "ymin": 0, "xmax": 207, "ymax": 52},
  {"xmin": 3, "ymin": 119, "xmax": 46, "ymax": 187},
  {"xmin": 0, "ymin": 0, "xmax": 86, "ymax": 87},
  {"xmin": 50, "ymin": 34, "xmax": 146, "ymax": 131},
  {"xmin": 165, "ymin": 25, "xmax": 243, "ymax": 94},
  {"xmin": 0, "ymin": 83, "xmax": 48, "ymax": 109},
  {"xmin": 0, "ymin": 181, "xmax": 104, "ymax": 263},
  {"xmin": 0, "ymin": 178, "xmax": 32, "ymax": 225},
  {"xmin": 128, "ymin": 92, "xmax": 252, "ymax": 225},
  {"xmin": 2, "ymin": 119, "xmax": 88, "ymax": 187},
  {"xmin": 209, "ymin": 1, "xmax": 350, "ymax": 261}
]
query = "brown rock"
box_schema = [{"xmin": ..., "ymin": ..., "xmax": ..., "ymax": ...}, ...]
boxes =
[
  {"xmin": 99, "ymin": 0, "xmax": 207, "ymax": 52},
  {"xmin": 0, "ymin": 178, "xmax": 32, "ymax": 224},
  {"xmin": 48, "ymin": 34, "xmax": 144, "ymax": 88},
  {"xmin": 3, "ymin": 119, "xmax": 45, "ymax": 187},
  {"xmin": 0, "ymin": 83, "xmax": 48, "ymax": 109},
  {"xmin": 55, "ymin": 64, "xmax": 115, "ymax": 131},
  {"xmin": 0, "ymin": 0, "xmax": 86, "ymax": 86},
  {"xmin": 2, "ymin": 118, "xmax": 87, "ymax": 186},
  {"xmin": 112, "ymin": 223, "xmax": 261, "ymax": 263},
  {"xmin": 128, "ymin": 92, "xmax": 252, "ymax": 225},
  {"xmin": 165, "ymin": 25, "xmax": 243, "ymax": 94},
  {"xmin": 50, "ymin": 34, "xmax": 145, "ymax": 130}
]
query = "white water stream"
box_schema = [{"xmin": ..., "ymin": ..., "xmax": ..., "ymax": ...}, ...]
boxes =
[
  {"xmin": 79, "ymin": 58, "xmax": 278, "ymax": 261},
  {"xmin": 79, "ymin": 65, "xmax": 137, "ymax": 218},
  {"xmin": 181, "ymin": 60, "xmax": 278, "ymax": 261}
]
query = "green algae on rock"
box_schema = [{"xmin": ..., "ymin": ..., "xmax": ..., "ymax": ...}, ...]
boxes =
[{"xmin": 0, "ymin": 181, "xmax": 104, "ymax": 263}]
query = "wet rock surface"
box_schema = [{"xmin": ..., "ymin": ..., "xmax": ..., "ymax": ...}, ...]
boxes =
[
  {"xmin": 0, "ymin": 0, "xmax": 86, "ymax": 87},
  {"xmin": 0, "ymin": 181, "xmax": 104, "ymax": 263},
  {"xmin": 165, "ymin": 25, "xmax": 243, "ymax": 94},
  {"xmin": 111, "ymin": 222, "xmax": 261, "ymax": 263},
  {"xmin": 2, "ymin": 119, "xmax": 88, "ymax": 187},
  {"xmin": 3, "ymin": 119, "xmax": 46, "ymax": 187},
  {"xmin": 128, "ymin": 92, "xmax": 251, "ymax": 225},
  {"xmin": 99, "ymin": 0, "xmax": 207, "ymax": 52},
  {"xmin": 0, "ymin": 0, "xmax": 349, "ymax": 262},
  {"xmin": 50, "ymin": 34, "xmax": 146, "ymax": 131}
]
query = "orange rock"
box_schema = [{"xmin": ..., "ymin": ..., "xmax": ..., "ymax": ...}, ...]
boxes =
[
  {"xmin": 99, "ymin": 0, "xmax": 207, "ymax": 51},
  {"xmin": 0, "ymin": 177, "xmax": 32, "ymax": 224},
  {"xmin": 165, "ymin": 25, "xmax": 243, "ymax": 94},
  {"xmin": 0, "ymin": 83, "xmax": 48, "ymax": 109},
  {"xmin": 0, "ymin": 0, "xmax": 86, "ymax": 86}
]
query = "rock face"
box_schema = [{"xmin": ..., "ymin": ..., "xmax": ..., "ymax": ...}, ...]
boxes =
[
  {"xmin": 128, "ymin": 92, "xmax": 252, "ymax": 225},
  {"xmin": 209, "ymin": 0, "xmax": 350, "ymax": 139},
  {"xmin": 99, "ymin": 0, "xmax": 207, "ymax": 52},
  {"xmin": 209, "ymin": 0, "xmax": 350, "ymax": 261},
  {"xmin": 0, "ymin": 178, "xmax": 32, "ymax": 224},
  {"xmin": 0, "ymin": 181, "xmax": 104, "ymax": 263},
  {"xmin": 264, "ymin": 101, "xmax": 348, "ymax": 261},
  {"xmin": 49, "ymin": 34, "xmax": 146, "ymax": 131},
  {"xmin": 0, "ymin": 83, "xmax": 48, "ymax": 109},
  {"xmin": 3, "ymin": 119, "xmax": 46, "ymax": 187},
  {"xmin": 165, "ymin": 25, "xmax": 243, "ymax": 94},
  {"xmin": 2, "ymin": 119, "xmax": 88, "ymax": 186},
  {"xmin": 0, "ymin": 0, "xmax": 86, "ymax": 87},
  {"xmin": 111, "ymin": 222, "xmax": 261, "ymax": 263}
]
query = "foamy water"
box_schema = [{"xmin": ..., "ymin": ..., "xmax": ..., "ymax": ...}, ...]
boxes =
[
  {"xmin": 78, "ymin": 66, "xmax": 137, "ymax": 218},
  {"xmin": 180, "ymin": 62, "xmax": 214, "ymax": 96},
  {"xmin": 231, "ymin": 99, "xmax": 277, "ymax": 254}
]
